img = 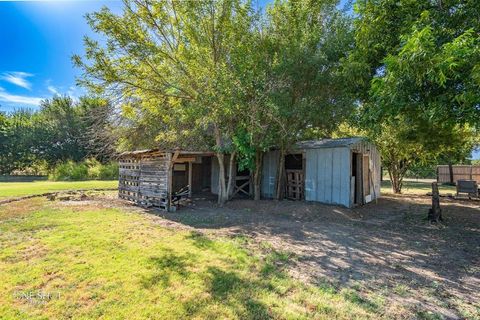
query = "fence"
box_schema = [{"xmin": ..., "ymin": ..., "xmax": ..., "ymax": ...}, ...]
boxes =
[{"xmin": 437, "ymin": 165, "xmax": 480, "ymax": 184}]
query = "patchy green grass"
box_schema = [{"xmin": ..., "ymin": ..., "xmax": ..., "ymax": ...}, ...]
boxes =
[
  {"xmin": 0, "ymin": 199, "xmax": 376, "ymax": 319},
  {"xmin": 0, "ymin": 180, "xmax": 118, "ymax": 199},
  {"xmin": 381, "ymin": 180, "xmax": 456, "ymax": 195}
]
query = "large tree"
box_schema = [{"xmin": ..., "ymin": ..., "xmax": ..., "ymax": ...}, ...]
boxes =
[
  {"xmin": 74, "ymin": 0, "xmax": 258, "ymax": 204},
  {"xmin": 345, "ymin": 0, "xmax": 480, "ymax": 192},
  {"xmin": 0, "ymin": 110, "xmax": 38, "ymax": 174},
  {"xmin": 265, "ymin": 0, "xmax": 354, "ymax": 199}
]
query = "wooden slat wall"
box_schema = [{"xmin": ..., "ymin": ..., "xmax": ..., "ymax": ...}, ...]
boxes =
[
  {"xmin": 286, "ymin": 169, "xmax": 303, "ymax": 200},
  {"xmin": 437, "ymin": 165, "xmax": 480, "ymax": 184},
  {"xmin": 118, "ymin": 153, "xmax": 171, "ymax": 209}
]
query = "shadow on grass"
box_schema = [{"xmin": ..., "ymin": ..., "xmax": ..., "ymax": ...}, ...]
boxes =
[
  {"xmin": 137, "ymin": 230, "xmax": 384, "ymax": 318},
  {"xmin": 141, "ymin": 249, "xmax": 193, "ymax": 289},
  {"xmin": 185, "ymin": 231, "xmax": 215, "ymax": 249},
  {"xmin": 341, "ymin": 288, "xmax": 381, "ymax": 313},
  {"xmin": 206, "ymin": 266, "xmax": 271, "ymax": 319}
]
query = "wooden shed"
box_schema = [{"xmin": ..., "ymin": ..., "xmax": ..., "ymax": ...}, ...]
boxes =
[
  {"xmin": 118, "ymin": 149, "xmax": 251, "ymax": 210},
  {"xmin": 261, "ymin": 137, "xmax": 381, "ymax": 208},
  {"xmin": 118, "ymin": 137, "xmax": 380, "ymax": 210},
  {"xmin": 118, "ymin": 149, "xmax": 214, "ymax": 210}
]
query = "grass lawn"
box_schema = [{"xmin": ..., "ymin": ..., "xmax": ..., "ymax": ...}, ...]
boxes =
[
  {"xmin": 381, "ymin": 180, "xmax": 456, "ymax": 195},
  {"xmin": 0, "ymin": 180, "xmax": 118, "ymax": 199},
  {"xmin": 0, "ymin": 198, "xmax": 376, "ymax": 320}
]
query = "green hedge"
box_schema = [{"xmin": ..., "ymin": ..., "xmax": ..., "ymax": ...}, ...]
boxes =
[{"xmin": 49, "ymin": 159, "xmax": 118, "ymax": 181}]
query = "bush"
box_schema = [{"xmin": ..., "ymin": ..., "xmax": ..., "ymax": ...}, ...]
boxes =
[
  {"xmin": 99, "ymin": 162, "xmax": 119, "ymax": 180},
  {"xmin": 49, "ymin": 161, "xmax": 89, "ymax": 181},
  {"xmin": 49, "ymin": 159, "xmax": 118, "ymax": 181},
  {"xmin": 86, "ymin": 158, "xmax": 102, "ymax": 179}
]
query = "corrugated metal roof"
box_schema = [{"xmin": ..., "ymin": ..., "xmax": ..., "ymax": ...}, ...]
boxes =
[
  {"xmin": 295, "ymin": 137, "xmax": 366, "ymax": 149},
  {"xmin": 119, "ymin": 137, "xmax": 369, "ymax": 157},
  {"xmin": 118, "ymin": 148, "xmax": 215, "ymax": 157}
]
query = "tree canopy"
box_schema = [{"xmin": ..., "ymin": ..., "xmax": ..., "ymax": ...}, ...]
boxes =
[
  {"xmin": 0, "ymin": 96, "xmax": 114, "ymax": 175},
  {"xmin": 72, "ymin": 0, "xmax": 480, "ymax": 195},
  {"xmin": 74, "ymin": 0, "xmax": 354, "ymax": 202},
  {"xmin": 343, "ymin": 0, "xmax": 480, "ymax": 192}
]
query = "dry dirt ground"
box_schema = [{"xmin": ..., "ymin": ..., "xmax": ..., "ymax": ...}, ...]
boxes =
[{"xmin": 62, "ymin": 193, "xmax": 479, "ymax": 319}]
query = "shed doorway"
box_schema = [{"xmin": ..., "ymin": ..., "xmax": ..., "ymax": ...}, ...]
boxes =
[
  {"xmin": 352, "ymin": 152, "xmax": 371, "ymax": 206},
  {"xmin": 285, "ymin": 153, "xmax": 304, "ymax": 200},
  {"xmin": 172, "ymin": 156, "xmax": 213, "ymax": 197}
]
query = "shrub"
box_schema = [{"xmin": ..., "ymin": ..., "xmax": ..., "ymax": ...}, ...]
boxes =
[
  {"xmin": 86, "ymin": 158, "xmax": 102, "ymax": 179},
  {"xmin": 99, "ymin": 162, "xmax": 119, "ymax": 180},
  {"xmin": 49, "ymin": 161, "xmax": 89, "ymax": 181},
  {"xmin": 49, "ymin": 159, "xmax": 118, "ymax": 181}
]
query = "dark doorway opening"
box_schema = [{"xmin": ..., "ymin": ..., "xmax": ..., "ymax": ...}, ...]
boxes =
[
  {"xmin": 172, "ymin": 156, "xmax": 213, "ymax": 195},
  {"xmin": 190, "ymin": 156, "xmax": 212, "ymax": 193},
  {"xmin": 172, "ymin": 163, "xmax": 188, "ymax": 193},
  {"xmin": 352, "ymin": 152, "xmax": 365, "ymax": 206}
]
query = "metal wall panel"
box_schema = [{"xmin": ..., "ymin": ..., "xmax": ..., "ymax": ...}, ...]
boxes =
[
  {"xmin": 261, "ymin": 150, "xmax": 279, "ymax": 198},
  {"xmin": 305, "ymin": 147, "xmax": 351, "ymax": 207}
]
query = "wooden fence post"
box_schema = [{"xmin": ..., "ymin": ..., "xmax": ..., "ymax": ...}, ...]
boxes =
[{"xmin": 428, "ymin": 182, "xmax": 443, "ymax": 223}]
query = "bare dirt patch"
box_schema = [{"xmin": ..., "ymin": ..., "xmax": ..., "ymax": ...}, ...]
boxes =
[{"xmin": 145, "ymin": 195, "xmax": 479, "ymax": 319}]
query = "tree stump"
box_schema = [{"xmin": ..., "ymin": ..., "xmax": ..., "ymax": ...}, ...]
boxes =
[{"xmin": 428, "ymin": 182, "xmax": 443, "ymax": 223}]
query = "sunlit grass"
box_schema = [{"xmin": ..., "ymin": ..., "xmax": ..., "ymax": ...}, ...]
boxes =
[
  {"xmin": 381, "ymin": 180, "xmax": 456, "ymax": 195},
  {"xmin": 0, "ymin": 199, "xmax": 377, "ymax": 319},
  {"xmin": 0, "ymin": 180, "xmax": 118, "ymax": 199}
]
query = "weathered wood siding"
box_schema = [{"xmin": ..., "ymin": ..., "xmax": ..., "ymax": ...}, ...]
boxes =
[
  {"xmin": 305, "ymin": 147, "xmax": 351, "ymax": 207},
  {"xmin": 437, "ymin": 165, "xmax": 480, "ymax": 184},
  {"xmin": 261, "ymin": 150, "xmax": 279, "ymax": 198},
  {"xmin": 119, "ymin": 153, "xmax": 171, "ymax": 209}
]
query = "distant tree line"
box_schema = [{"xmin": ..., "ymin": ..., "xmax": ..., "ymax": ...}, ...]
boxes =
[{"xmin": 0, "ymin": 96, "xmax": 116, "ymax": 175}]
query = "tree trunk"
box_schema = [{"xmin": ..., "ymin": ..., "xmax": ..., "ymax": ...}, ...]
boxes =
[
  {"xmin": 275, "ymin": 148, "xmax": 286, "ymax": 200},
  {"xmin": 388, "ymin": 165, "xmax": 403, "ymax": 194},
  {"xmin": 428, "ymin": 182, "xmax": 443, "ymax": 223},
  {"xmin": 448, "ymin": 163, "xmax": 454, "ymax": 185},
  {"xmin": 226, "ymin": 151, "xmax": 236, "ymax": 200},
  {"xmin": 216, "ymin": 152, "xmax": 228, "ymax": 205},
  {"xmin": 214, "ymin": 126, "xmax": 228, "ymax": 205},
  {"xmin": 253, "ymin": 150, "xmax": 263, "ymax": 200}
]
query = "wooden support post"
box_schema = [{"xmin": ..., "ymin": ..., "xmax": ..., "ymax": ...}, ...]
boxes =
[
  {"xmin": 428, "ymin": 182, "xmax": 443, "ymax": 223},
  {"xmin": 188, "ymin": 161, "xmax": 193, "ymax": 197},
  {"xmin": 167, "ymin": 151, "xmax": 179, "ymax": 212}
]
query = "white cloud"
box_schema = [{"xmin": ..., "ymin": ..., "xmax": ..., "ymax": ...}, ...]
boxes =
[
  {"xmin": 47, "ymin": 85, "xmax": 59, "ymax": 95},
  {"xmin": 0, "ymin": 87, "xmax": 43, "ymax": 106},
  {"xmin": 1, "ymin": 72, "xmax": 34, "ymax": 90},
  {"xmin": 67, "ymin": 85, "xmax": 83, "ymax": 101}
]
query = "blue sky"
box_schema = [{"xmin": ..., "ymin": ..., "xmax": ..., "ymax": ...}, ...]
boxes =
[
  {"xmin": 0, "ymin": 0, "xmax": 273, "ymax": 113},
  {"xmin": 0, "ymin": 0, "xmax": 122, "ymax": 113}
]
